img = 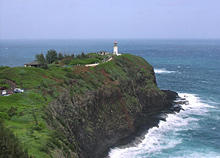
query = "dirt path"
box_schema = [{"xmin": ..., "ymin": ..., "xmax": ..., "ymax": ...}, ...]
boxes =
[{"xmin": 85, "ymin": 57, "xmax": 113, "ymax": 67}]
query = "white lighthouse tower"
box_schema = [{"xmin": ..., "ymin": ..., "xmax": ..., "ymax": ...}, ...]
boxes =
[{"xmin": 113, "ymin": 41, "xmax": 118, "ymax": 55}]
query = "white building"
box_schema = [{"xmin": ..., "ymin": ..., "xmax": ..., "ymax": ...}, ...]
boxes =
[{"xmin": 113, "ymin": 41, "xmax": 118, "ymax": 55}]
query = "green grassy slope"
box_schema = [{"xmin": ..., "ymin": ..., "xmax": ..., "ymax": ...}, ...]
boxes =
[
  {"xmin": 0, "ymin": 54, "xmax": 160, "ymax": 158},
  {"xmin": 0, "ymin": 66, "xmax": 69, "ymax": 157}
]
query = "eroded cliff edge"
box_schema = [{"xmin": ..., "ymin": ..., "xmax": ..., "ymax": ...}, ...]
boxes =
[{"xmin": 45, "ymin": 54, "xmax": 178, "ymax": 158}]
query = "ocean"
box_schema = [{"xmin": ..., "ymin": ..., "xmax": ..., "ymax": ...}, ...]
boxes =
[{"xmin": 0, "ymin": 39, "xmax": 220, "ymax": 158}]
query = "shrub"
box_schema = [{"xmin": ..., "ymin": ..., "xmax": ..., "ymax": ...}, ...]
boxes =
[
  {"xmin": 69, "ymin": 58, "xmax": 99, "ymax": 65},
  {"xmin": 0, "ymin": 112, "xmax": 10, "ymax": 120},
  {"xmin": 62, "ymin": 58, "xmax": 72, "ymax": 65},
  {"xmin": 0, "ymin": 66, "xmax": 9, "ymax": 71},
  {"xmin": 0, "ymin": 79, "xmax": 9, "ymax": 89},
  {"xmin": 0, "ymin": 120, "xmax": 29, "ymax": 158}
]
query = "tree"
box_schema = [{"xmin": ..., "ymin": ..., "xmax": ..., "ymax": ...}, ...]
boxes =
[
  {"xmin": 81, "ymin": 52, "xmax": 86, "ymax": 58},
  {"xmin": 64, "ymin": 53, "xmax": 70, "ymax": 58},
  {"xmin": 58, "ymin": 52, "xmax": 64, "ymax": 60},
  {"xmin": 35, "ymin": 53, "xmax": 48, "ymax": 69},
  {"xmin": 46, "ymin": 49, "xmax": 57, "ymax": 64},
  {"xmin": 76, "ymin": 54, "xmax": 81, "ymax": 59},
  {"xmin": 70, "ymin": 53, "xmax": 75, "ymax": 58}
]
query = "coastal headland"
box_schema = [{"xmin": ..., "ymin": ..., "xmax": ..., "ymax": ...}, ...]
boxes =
[{"xmin": 0, "ymin": 53, "xmax": 180, "ymax": 158}]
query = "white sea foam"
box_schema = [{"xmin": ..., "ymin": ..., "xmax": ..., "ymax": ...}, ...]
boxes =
[
  {"xmin": 154, "ymin": 68, "xmax": 175, "ymax": 74},
  {"xmin": 109, "ymin": 93, "xmax": 213, "ymax": 158}
]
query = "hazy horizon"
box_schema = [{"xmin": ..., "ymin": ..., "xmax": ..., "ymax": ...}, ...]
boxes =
[{"xmin": 1, "ymin": 38, "xmax": 220, "ymax": 40}]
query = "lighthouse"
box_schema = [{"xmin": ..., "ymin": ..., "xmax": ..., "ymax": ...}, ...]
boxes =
[{"xmin": 113, "ymin": 41, "xmax": 118, "ymax": 55}]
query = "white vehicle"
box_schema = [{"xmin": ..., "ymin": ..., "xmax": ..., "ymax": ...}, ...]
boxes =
[
  {"xmin": 14, "ymin": 88, "xmax": 25, "ymax": 93},
  {"xmin": 2, "ymin": 90, "xmax": 7, "ymax": 95}
]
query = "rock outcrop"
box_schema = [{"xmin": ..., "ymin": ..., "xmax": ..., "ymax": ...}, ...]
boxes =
[{"xmin": 46, "ymin": 54, "xmax": 178, "ymax": 158}]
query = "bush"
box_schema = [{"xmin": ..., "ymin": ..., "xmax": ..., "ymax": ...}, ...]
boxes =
[
  {"xmin": 0, "ymin": 120, "xmax": 29, "ymax": 158},
  {"xmin": 7, "ymin": 107, "xmax": 17, "ymax": 117},
  {"xmin": 0, "ymin": 79, "xmax": 10, "ymax": 89},
  {"xmin": 69, "ymin": 58, "xmax": 99, "ymax": 65},
  {"xmin": 66, "ymin": 72, "xmax": 78, "ymax": 79},
  {"xmin": 62, "ymin": 58, "xmax": 72, "ymax": 65},
  {"xmin": 0, "ymin": 66, "xmax": 10, "ymax": 71},
  {"xmin": 0, "ymin": 112, "xmax": 10, "ymax": 120}
]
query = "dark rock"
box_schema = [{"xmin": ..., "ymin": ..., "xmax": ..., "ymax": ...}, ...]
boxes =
[{"xmin": 46, "ymin": 54, "xmax": 180, "ymax": 158}]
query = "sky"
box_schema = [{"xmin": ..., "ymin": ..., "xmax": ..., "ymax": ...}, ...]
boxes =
[{"xmin": 0, "ymin": 0, "xmax": 220, "ymax": 39}]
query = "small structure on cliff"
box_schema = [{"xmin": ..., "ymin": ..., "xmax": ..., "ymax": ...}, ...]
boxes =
[
  {"xmin": 97, "ymin": 51, "xmax": 109, "ymax": 55},
  {"xmin": 24, "ymin": 60, "xmax": 41, "ymax": 67}
]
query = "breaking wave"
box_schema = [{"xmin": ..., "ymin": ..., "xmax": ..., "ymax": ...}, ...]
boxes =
[
  {"xmin": 154, "ymin": 68, "xmax": 176, "ymax": 74},
  {"xmin": 109, "ymin": 93, "xmax": 215, "ymax": 158}
]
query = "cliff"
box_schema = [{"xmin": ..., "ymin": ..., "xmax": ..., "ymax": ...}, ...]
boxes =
[
  {"xmin": 0, "ymin": 54, "xmax": 178, "ymax": 158},
  {"xmin": 46, "ymin": 54, "xmax": 178, "ymax": 158}
]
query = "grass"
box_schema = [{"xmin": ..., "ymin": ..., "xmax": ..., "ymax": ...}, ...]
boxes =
[
  {"xmin": 87, "ymin": 53, "xmax": 109, "ymax": 60},
  {"xmin": 69, "ymin": 58, "xmax": 100, "ymax": 65},
  {"xmin": 65, "ymin": 53, "xmax": 110, "ymax": 66},
  {"xmin": 0, "ymin": 66, "xmax": 69, "ymax": 157},
  {"xmin": 0, "ymin": 53, "xmax": 162, "ymax": 158},
  {"xmin": 0, "ymin": 79, "xmax": 10, "ymax": 89},
  {"xmin": 0, "ymin": 66, "xmax": 10, "ymax": 71},
  {"xmin": 0, "ymin": 66, "xmax": 66, "ymax": 89},
  {"xmin": 0, "ymin": 90, "xmax": 52, "ymax": 157}
]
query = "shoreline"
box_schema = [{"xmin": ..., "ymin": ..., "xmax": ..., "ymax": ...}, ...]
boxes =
[{"xmin": 100, "ymin": 92, "xmax": 184, "ymax": 158}]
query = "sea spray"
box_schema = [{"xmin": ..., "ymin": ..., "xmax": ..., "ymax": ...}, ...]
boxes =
[{"xmin": 109, "ymin": 93, "xmax": 214, "ymax": 158}]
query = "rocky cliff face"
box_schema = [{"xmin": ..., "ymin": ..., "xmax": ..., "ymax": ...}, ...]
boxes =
[{"xmin": 45, "ymin": 54, "xmax": 178, "ymax": 158}]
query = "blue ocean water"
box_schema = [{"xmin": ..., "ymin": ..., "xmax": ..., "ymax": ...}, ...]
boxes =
[{"xmin": 0, "ymin": 39, "xmax": 220, "ymax": 157}]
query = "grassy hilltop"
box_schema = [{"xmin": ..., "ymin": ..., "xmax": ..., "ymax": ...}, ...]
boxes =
[{"xmin": 0, "ymin": 53, "xmax": 166, "ymax": 158}]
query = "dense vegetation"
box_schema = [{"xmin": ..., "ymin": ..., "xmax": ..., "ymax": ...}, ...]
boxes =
[
  {"xmin": 0, "ymin": 54, "xmax": 161, "ymax": 158},
  {"xmin": 35, "ymin": 50, "xmax": 109, "ymax": 68},
  {"xmin": 0, "ymin": 64, "xmax": 74, "ymax": 157},
  {"xmin": 0, "ymin": 120, "xmax": 29, "ymax": 158},
  {"xmin": 0, "ymin": 79, "xmax": 10, "ymax": 89}
]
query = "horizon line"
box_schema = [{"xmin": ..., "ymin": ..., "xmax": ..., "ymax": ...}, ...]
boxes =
[{"xmin": 1, "ymin": 38, "xmax": 220, "ymax": 41}]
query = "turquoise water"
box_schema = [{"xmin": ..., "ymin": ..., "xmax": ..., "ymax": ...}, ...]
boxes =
[
  {"xmin": 109, "ymin": 40, "xmax": 220, "ymax": 158},
  {"xmin": 0, "ymin": 39, "xmax": 220, "ymax": 157}
]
